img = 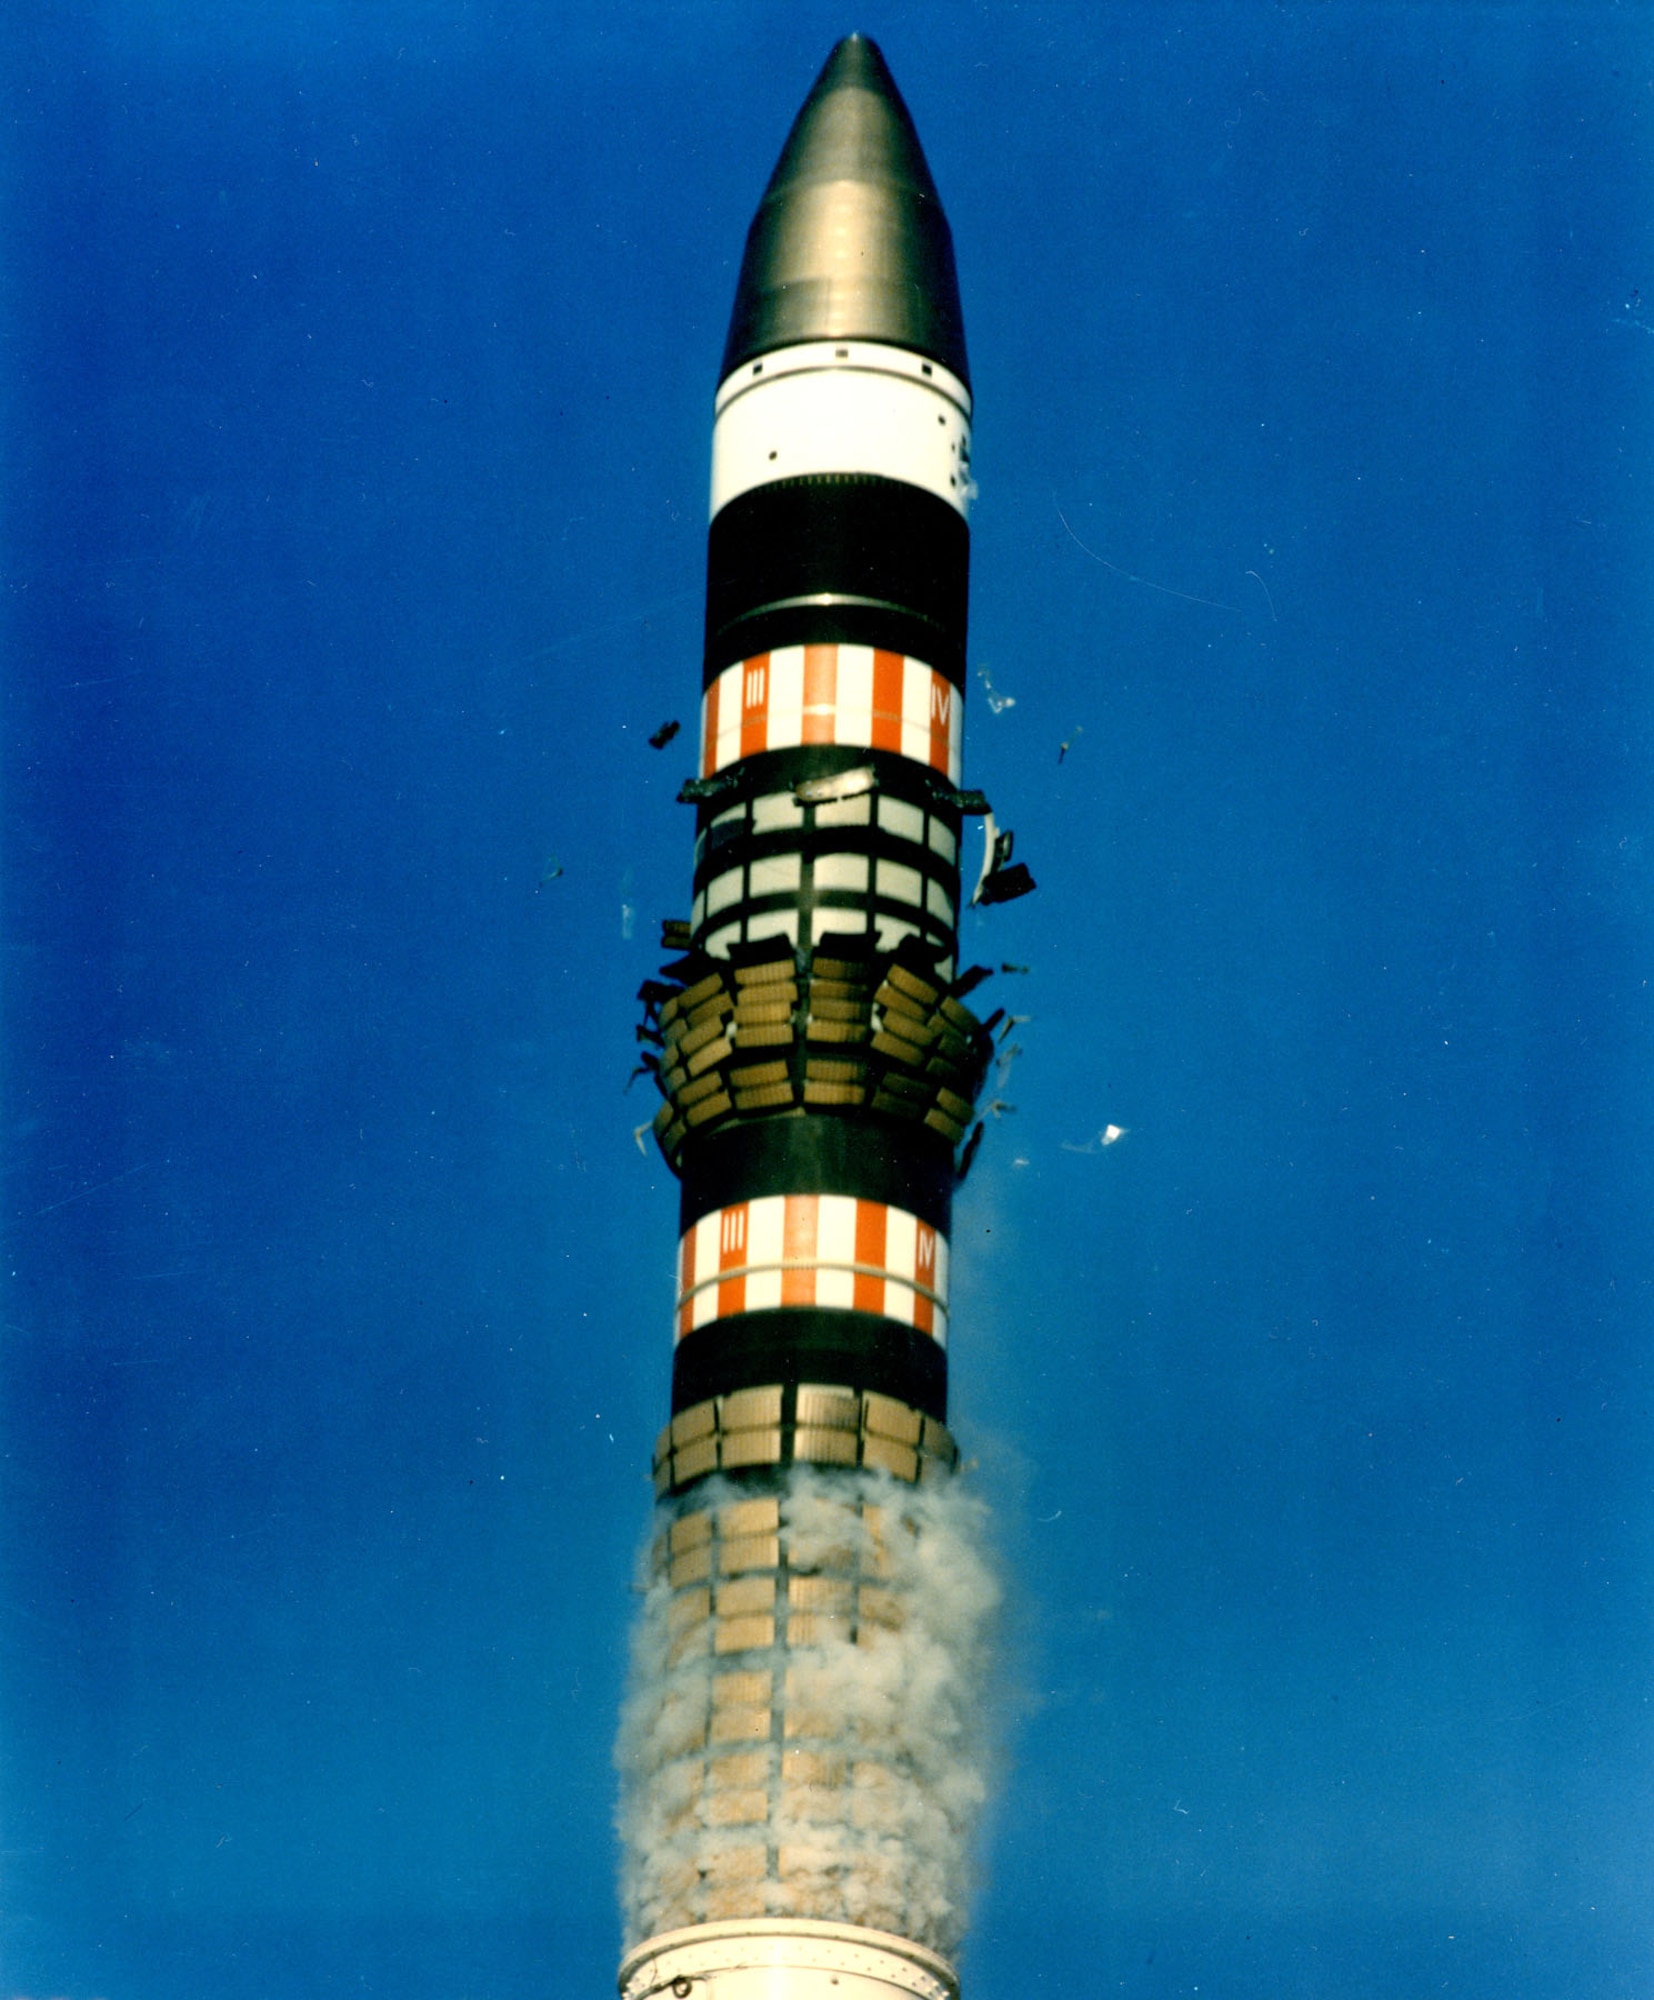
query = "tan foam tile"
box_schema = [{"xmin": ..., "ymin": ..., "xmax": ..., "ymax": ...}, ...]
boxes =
[
  {"xmin": 711, "ymin": 1668, "xmax": 773, "ymax": 1707},
  {"xmin": 718, "ymin": 1495, "xmax": 781, "ymax": 1538},
  {"xmin": 669, "ymin": 1545, "xmax": 712, "ymax": 1588},
  {"xmin": 708, "ymin": 1705, "xmax": 771, "ymax": 1745},
  {"xmin": 718, "ymin": 1532, "xmax": 780, "ymax": 1574},
  {"xmin": 787, "ymin": 1575, "xmax": 853, "ymax": 1613},
  {"xmin": 714, "ymin": 1573, "xmax": 777, "ymax": 1617},
  {"xmin": 714, "ymin": 1612, "xmax": 776, "ymax": 1654}
]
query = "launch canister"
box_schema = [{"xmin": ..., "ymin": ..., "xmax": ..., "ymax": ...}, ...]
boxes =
[{"xmin": 617, "ymin": 39, "xmax": 1020, "ymax": 2000}]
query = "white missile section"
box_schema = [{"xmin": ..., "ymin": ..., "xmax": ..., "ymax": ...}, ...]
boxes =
[
  {"xmin": 711, "ymin": 341, "xmax": 972, "ymax": 520},
  {"xmin": 619, "ymin": 1920, "xmax": 959, "ymax": 2000}
]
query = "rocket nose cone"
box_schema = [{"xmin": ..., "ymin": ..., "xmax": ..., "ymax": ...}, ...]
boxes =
[{"xmin": 720, "ymin": 35, "xmax": 969, "ymax": 388}]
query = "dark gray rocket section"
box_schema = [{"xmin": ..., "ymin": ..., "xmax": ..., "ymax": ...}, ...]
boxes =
[{"xmin": 721, "ymin": 35, "xmax": 970, "ymax": 387}]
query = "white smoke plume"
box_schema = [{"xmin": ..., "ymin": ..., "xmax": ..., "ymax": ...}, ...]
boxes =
[{"xmin": 615, "ymin": 1464, "xmax": 1002, "ymax": 1959}]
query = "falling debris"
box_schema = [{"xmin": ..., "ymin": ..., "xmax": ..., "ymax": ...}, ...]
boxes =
[
  {"xmin": 647, "ymin": 718, "xmax": 681, "ymax": 749},
  {"xmin": 975, "ymin": 664, "xmax": 1016, "ymax": 714},
  {"xmin": 1000, "ymin": 961, "xmax": 1030, "ymax": 975},
  {"xmin": 631, "ymin": 1121, "xmax": 652, "ymax": 1156},
  {"xmin": 971, "ymin": 814, "xmax": 1037, "ymax": 908},
  {"xmin": 1057, "ymin": 724, "xmax": 1083, "ymax": 764},
  {"xmin": 1061, "ymin": 1123, "xmax": 1130, "ymax": 1156},
  {"xmin": 538, "ymin": 856, "xmax": 564, "ymax": 887},
  {"xmin": 978, "ymin": 863, "xmax": 1034, "ymax": 906}
]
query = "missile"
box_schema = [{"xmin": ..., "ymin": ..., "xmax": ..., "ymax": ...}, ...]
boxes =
[{"xmin": 617, "ymin": 38, "xmax": 1016, "ymax": 2000}]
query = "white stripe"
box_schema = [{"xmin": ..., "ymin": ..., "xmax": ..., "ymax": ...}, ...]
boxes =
[
  {"xmin": 745, "ymin": 1269, "xmax": 783, "ymax": 1312},
  {"xmin": 747, "ymin": 1196, "xmax": 785, "ymax": 1269},
  {"xmin": 711, "ymin": 341, "xmax": 972, "ymax": 523},
  {"xmin": 884, "ymin": 1208, "xmax": 917, "ymax": 1284},
  {"xmin": 706, "ymin": 867, "xmax": 743, "ymax": 915},
  {"xmin": 815, "ymin": 1267, "xmax": 855, "ymax": 1312},
  {"xmin": 813, "ymin": 853, "xmax": 869, "ymax": 893},
  {"xmin": 812, "ymin": 907, "xmax": 866, "ymax": 941},
  {"xmin": 817, "ymin": 1195, "xmax": 858, "ymax": 1269},
  {"xmin": 835, "ymin": 646, "xmax": 873, "ymax": 748},
  {"xmin": 876, "ymin": 859, "xmax": 924, "ymax": 907},
  {"xmin": 748, "ymin": 853, "xmax": 801, "ymax": 895},
  {"xmin": 767, "ymin": 647, "xmax": 804, "ymax": 753},
  {"xmin": 714, "ymin": 339, "xmax": 970, "ymax": 418},
  {"xmin": 900, "ymin": 659, "xmax": 933, "ymax": 727}
]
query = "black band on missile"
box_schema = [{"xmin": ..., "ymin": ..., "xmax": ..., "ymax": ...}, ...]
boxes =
[
  {"xmin": 690, "ymin": 744, "xmax": 965, "ymax": 826},
  {"xmin": 671, "ymin": 1308, "xmax": 947, "ymax": 1423},
  {"xmin": 679, "ymin": 1113, "xmax": 953, "ymax": 1232},
  {"xmin": 695, "ymin": 747, "xmax": 958, "ymax": 845},
  {"xmin": 706, "ymin": 600, "xmax": 960, "ymax": 687},
  {"xmin": 704, "ymin": 475, "xmax": 969, "ymax": 686}
]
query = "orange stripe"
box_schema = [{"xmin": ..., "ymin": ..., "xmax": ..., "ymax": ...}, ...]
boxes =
[
  {"xmin": 870, "ymin": 650, "xmax": 904, "ymax": 755},
  {"xmin": 853, "ymin": 1200, "xmax": 887, "ymax": 1316},
  {"xmin": 781, "ymin": 1193, "xmax": 818, "ymax": 1306},
  {"xmin": 717, "ymin": 1201, "xmax": 748, "ymax": 1317},
  {"xmin": 927, "ymin": 674, "xmax": 953, "ymax": 776},
  {"xmin": 719, "ymin": 1204, "xmax": 748, "ymax": 1270},
  {"xmin": 801, "ymin": 644, "xmax": 837, "ymax": 745},
  {"xmin": 739, "ymin": 655, "xmax": 770, "ymax": 762},
  {"xmin": 701, "ymin": 672, "xmax": 721, "ymax": 777}
]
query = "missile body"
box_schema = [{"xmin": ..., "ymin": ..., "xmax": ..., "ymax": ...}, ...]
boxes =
[{"xmin": 618, "ymin": 41, "xmax": 1004, "ymax": 2000}]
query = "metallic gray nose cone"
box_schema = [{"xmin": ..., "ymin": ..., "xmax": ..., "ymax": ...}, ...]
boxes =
[{"xmin": 720, "ymin": 34, "xmax": 969, "ymax": 388}]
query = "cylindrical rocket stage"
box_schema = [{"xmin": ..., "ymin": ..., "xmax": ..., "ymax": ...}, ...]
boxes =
[{"xmin": 617, "ymin": 38, "xmax": 1007, "ymax": 1998}]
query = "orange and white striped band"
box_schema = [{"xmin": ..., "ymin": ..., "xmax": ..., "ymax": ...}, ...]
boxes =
[
  {"xmin": 675, "ymin": 1194, "xmax": 949, "ymax": 1347},
  {"xmin": 699, "ymin": 645, "xmax": 963, "ymax": 786}
]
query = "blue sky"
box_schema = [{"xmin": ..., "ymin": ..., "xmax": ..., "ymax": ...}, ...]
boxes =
[{"xmin": 4, "ymin": 6, "xmax": 1651, "ymax": 1996}]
